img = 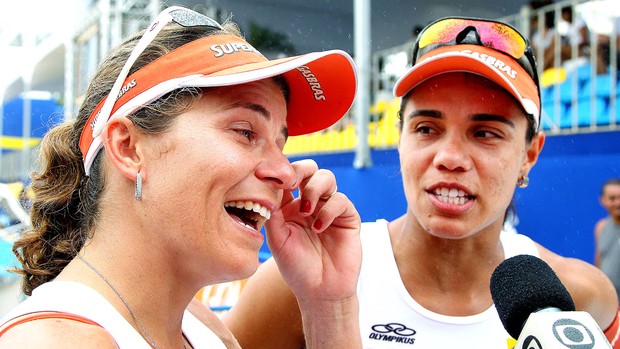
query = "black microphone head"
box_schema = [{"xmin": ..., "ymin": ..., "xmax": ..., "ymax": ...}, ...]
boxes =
[{"xmin": 490, "ymin": 254, "xmax": 576, "ymax": 339}]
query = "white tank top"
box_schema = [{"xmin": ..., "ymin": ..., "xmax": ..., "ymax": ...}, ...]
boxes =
[
  {"xmin": 0, "ymin": 281, "xmax": 226, "ymax": 349},
  {"xmin": 357, "ymin": 219, "xmax": 539, "ymax": 348}
]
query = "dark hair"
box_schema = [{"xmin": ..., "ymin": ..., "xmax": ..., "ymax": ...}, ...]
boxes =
[
  {"xmin": 529, "ymin": 0, "xmax": 553, "ymax": 10},
  {"xmin": 602, "ymin": 178, "xmax": 620, "ymax": 195},
  {"xmin": 11, "ymin": 22, "xmax": 245, "ymax": 296}
]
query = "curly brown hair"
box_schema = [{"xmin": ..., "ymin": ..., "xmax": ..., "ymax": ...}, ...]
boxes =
[{"xmin": 11, "ymin": 21, "xmax": 244, "ymax": 296}]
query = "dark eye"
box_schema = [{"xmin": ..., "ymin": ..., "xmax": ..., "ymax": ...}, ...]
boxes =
[
  {"xmin": 473, "ymin": 129, "xmax": 500, "ymax": 139},
  {"xmin": 238, "ymin": 128, "xmax": 256, "ymax": 141},
  {"xmin": 414, "ymin": 125, "xmax": 437, "ymax": 135}
]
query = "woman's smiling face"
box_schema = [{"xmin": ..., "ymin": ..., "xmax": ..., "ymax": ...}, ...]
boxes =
[{"xmin": 139, "ymin": 79, "xmax": 295, "ymax": 283}]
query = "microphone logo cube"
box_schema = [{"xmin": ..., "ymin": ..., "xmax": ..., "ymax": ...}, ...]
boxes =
[
  {"xmin": 553, "ymin": 319, "xmax": 594, "ymax": 348},
  {"xmin": 516, "ymin": 312, "xmax": 611, "ymax": 349}
]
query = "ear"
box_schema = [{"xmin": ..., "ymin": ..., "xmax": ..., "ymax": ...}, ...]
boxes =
[
  {"xmin": 101, "ymin": 117, "xmax": 144, "ymax": 181},
  {"xmin": 520, "ymin": 131, "xmax": 546, "ymax": 177}
]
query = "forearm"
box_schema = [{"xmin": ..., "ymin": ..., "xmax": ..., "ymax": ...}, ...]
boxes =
[{"xmin": 299, "ymin": 295, "xmax": 361, "ymax": 349}]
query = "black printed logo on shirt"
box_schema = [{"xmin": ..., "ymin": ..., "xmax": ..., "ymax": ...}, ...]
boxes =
[{"xmin": 369, "ymin": 323, "xmax": 416, "ymax": 345}]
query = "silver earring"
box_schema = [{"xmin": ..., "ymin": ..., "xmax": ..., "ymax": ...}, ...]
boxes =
[
  {"xmin": 135, "ymin": 172, "xmax": 142, "ymax": 201},
  {"xmin": 517, "ymin": 175, "xmax": 529, "ymax": 188}
]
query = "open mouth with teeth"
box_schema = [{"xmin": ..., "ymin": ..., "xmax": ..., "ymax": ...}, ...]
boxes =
[
  {"xmin": 224, "ymin": 201, "xmax": 272, "ymax": 231},
  {"xmin": 433, "ymin": 187, "xmax": 473, "ymax": 205}
]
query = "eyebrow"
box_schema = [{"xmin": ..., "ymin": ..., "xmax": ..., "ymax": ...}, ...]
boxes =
[
  {"xmin": 405, "ymin": 110, "xmax": 515, "ymax": 129},
  {"xmin": 405, "ymin": 109, "xmax": 442, "ymax": 120},
  {"xmin": 471, "ymin": 114, "xmax": 516, "ymax": 128},
  {"xmin": 230, "ymin": 101, "xmax": 289, "ymax": 140}
]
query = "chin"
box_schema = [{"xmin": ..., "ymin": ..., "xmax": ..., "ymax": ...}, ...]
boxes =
[
  {"xmin": 425, "ymin": 221, "xmax": 474, "ymax": 240},
  {"xmin": 228, "ymin": 253, "xmax": 261, "ymax": 280},
  {"xmin": 240, "ymin": 258, "xmax": 261, "ymax": 276}
]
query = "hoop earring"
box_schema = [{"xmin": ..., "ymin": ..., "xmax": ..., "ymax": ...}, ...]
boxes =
[
  {"xmin": 135, "ymin": 172, "xmax": 142, "ymax": 201},
  {"xmin": 517, "ymin": 175, "xmax": 529, "ymax": 188}
]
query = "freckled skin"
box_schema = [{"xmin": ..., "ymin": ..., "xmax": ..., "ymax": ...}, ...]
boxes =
[{"xmin": 398, "ymin": 73, "xmax": 530, "ymax": 241}]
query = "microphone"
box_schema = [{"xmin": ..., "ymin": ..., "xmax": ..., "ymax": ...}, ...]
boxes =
[{"xmin": 490, "ymin": 254, "xmax": 611, "ymax": 349}]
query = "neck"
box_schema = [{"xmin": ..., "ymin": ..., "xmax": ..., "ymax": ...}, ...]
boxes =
[
  {"xmin": 388, "ymin": 215, "xmax": 504, "ymax": 315},
  {"xmin": 58, "ymin": 240, "xmax": 193, "ymax": 349},
  {"xmin": 390, "ymin": 214, "xmax": 505, "ymax": 267}
]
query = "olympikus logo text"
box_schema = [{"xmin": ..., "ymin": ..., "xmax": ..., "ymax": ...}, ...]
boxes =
[
  {"xmin": 369, "ymin": 333, "xmax": 415, "ymax": 344},
  {"xmin": 211, "ymin": 43, "xmax": 260, "ymax": 57},
  {"xmin": 297, "ymin": 66, "xmax": 326, "ymax": 101},
  {"xmin": 369, "ymin": 323, "xmax": 416, "ymax": 345},
  {"xmin": 460, "ymin": 50, "xmax": 518, "ymax": 79}
]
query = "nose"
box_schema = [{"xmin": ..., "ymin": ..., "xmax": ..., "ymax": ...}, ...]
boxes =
[
  {"xmin": 255, "ymin": 145, "xmax": 296, "ymax": 189},
  {"xmin": 432, "ymin": 133, "xmax": 473, "ymax": 172}
]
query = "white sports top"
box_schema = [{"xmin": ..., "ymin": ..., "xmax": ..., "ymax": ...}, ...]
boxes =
[
  {"xmin": 357, "ymin": 219, "xmax": 539, "ymax": 348},
  {"xmin": 0, "ymin": 281, "xmax": 226, "ymax": 349}
]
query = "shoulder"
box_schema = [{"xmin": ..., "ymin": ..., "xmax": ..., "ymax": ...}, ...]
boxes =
[
  {"xmin": 539, "ymin": 245, "xmax": 608, "ymax": 298},
  {"xmin": 595, "ymin": 218, "xmax": 609, "ymax": 238},
  {"xmin": 0, "ymin": 317, "xmax": 117, "ymax": 349},
  {"xmin": 222, "ymin": 258, "xmax": 304, "ymax": 349},
  {"xmin": 186, "ymin": 298, "xmax": 240, "ymax": 348},
  {"xmin": 538, "ymin": 246, "xmax": 619, "ymax": 329}
]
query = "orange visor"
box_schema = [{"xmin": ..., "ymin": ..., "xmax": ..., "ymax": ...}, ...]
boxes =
[{"xmin": 79, "ymin": 7, "xmax": 357, "ymax": 175}]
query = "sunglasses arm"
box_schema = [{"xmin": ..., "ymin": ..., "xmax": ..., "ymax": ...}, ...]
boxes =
[{"xmin": 92, "ymin": 10, "xmax": 174, "ymax": 138}]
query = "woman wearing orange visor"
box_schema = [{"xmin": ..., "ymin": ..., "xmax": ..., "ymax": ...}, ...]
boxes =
[
  {"xmin": 225, "ymin": 16, "xmax": 620, "ymax": 348},
  {"xmin": 0, "ymin": 6, "xmax": 362, "ymax": 349}
]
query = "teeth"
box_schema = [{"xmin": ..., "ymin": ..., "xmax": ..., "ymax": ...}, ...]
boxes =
[
  {"xmin": 433, "ymin": 187, "xmax": 469, "ymax": 205},
  {"xmin": 436, "ymin": 196, "xmax": 467, "ymax": 204},
  {"xmin": 237, "ymin": 221, "xmax": 255, "ymax": 229},
  {"xmin": 224, "ymin": 201, "xmax": 272, "ymax": 220}
]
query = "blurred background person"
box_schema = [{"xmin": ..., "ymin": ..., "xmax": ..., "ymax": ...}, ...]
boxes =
[
  {"xmin": 557, "ymin": 5, "xmax": 592, "ymax": 74},
  {"xmin": 596, "ymin": 178, "xmax": 620, "ymax": 301},
  {"xmin": 530, "ymin": 0, "xmax": 557, "ymax": 71}
]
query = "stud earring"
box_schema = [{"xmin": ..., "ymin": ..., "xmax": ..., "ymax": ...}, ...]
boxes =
[
  {"xmin": 517, "ymin": 175, "xmax": 529, "ymax": 188},
  {"xmin": 135, "ymin": 172, "xmax": 142, "ymax": 201}
]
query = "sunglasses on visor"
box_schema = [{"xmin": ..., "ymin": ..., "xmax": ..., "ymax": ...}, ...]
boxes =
[
  {"xmin": 91, "ymin": 6, "xmax": 223, "ymax": 139},
  {"xmin": 412, "ymin": 17, "xmax": 540, "ymax": 96}
]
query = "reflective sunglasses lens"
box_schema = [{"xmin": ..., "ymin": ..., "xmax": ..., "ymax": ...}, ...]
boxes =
[
  {"xmin": 169, "ymin": 8, "xmax": 222, "ymax": 29},
  {"xmin": 418, "ymin": 18, "xmax": 527, "ymax": 60}
]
